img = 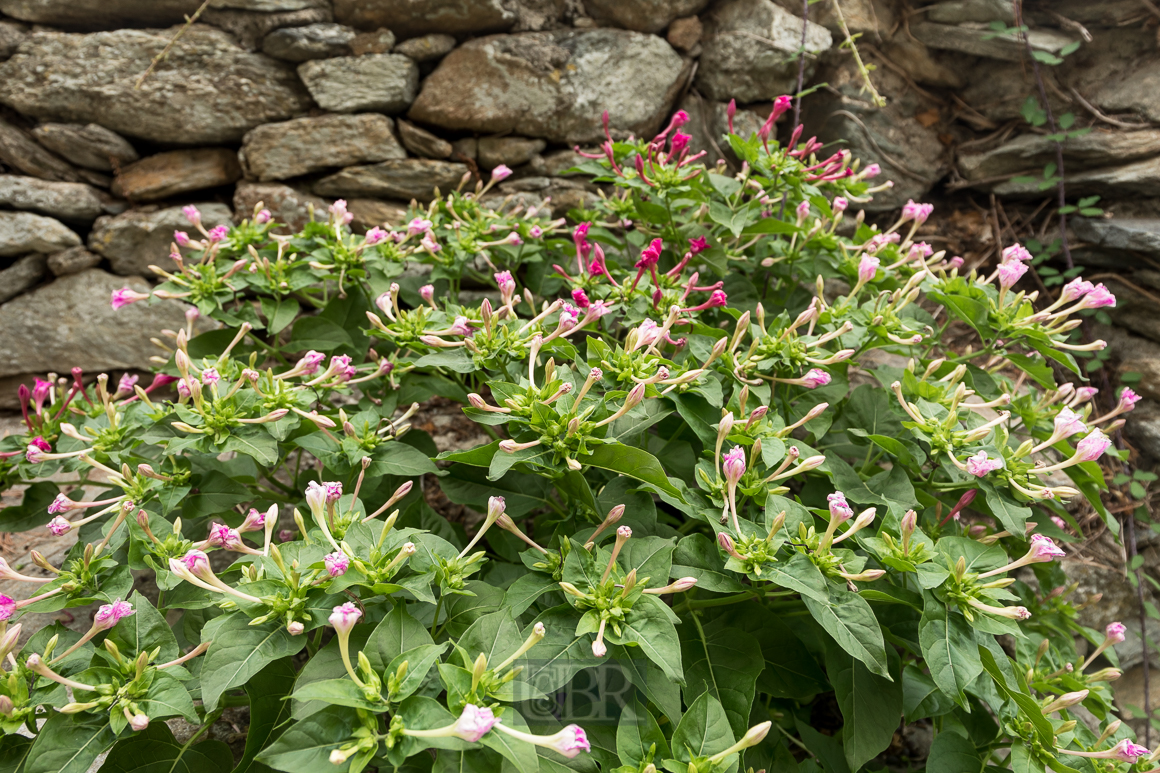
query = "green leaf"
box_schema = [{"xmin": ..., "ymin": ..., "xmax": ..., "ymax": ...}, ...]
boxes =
[
  {"xmin": 288, "ymin": 315, "xmax": 353, "ymax": 353},
  {"xmin": 1005, "ymin": 353, "xmax": 1055, "ymax": 389},
  {"xmin": 1008, "ymin": 743, "xmax": 1047, "ymax": 773},
  {"xmin": 107, "ymin": 591, "xmax": 179, "ymax": 663},
  {"xmin": 0, "ymin": 481, "xmax": 59, "ymax": 533},
  {"xmin": 367, "ymin": 603, "xmax": 435, "ymax": 673},
  {"xmin": 222, "ymin": 430, "xmax": 279, "ymax": 467},
  {"xmin": 24, "ymin": 713, "xmax": 116, "ymax": 773},
  {"xmin": 671, "ymin": 693, "xmax": 735, "ymax": 762},
  {"xmin": 0, "ymin": 735, "xmax": 32, "ymax": 773},
  {"xmin": 235, "ymin": 658, "xmax": 298, "ymax": 773},
  {"xmin": 261, "ymin": 296, "xmax": 300, "ymax": 335},
  {"xmin": 369, "ymin": 442, "xmax": 440, "ymax": 477},
  {"xmin": 825, "ymin": 640, "xmax": 902, "ymax": 772},
  {"xmin": 919, "ymin": 594, "xmax": 981, "ymax": 708},
  {"xmin": 199, "ymin": 613, "xmax": 306, "ymax": 712},
  {"xmin": 978, "ymin": 646, "xmax": 1054, "ymax": 749},
  {"xmin": 257, "ymin": 706, "xmax": 359, "ymax": 773},
  {"xmin": 803, "ymin": 585, "xmax": 890, "ymax": 678},
  {"xmin": 480, "ymin": 709, "xmax": 539, "ymax": 773},
  {"xmin": 680, "ymin": 624, "xmax": 763, "ymax": 737},
  {"xmin": 101, "ymin": 723, "xmax": 233, "ymax": 773},
  {"xmin": 926, "ymin": 732, "xmax": 982, "ymax": 773},
  {"xmin": 717, "ymin": 603, "xmax": 828, "ymax": 699},
  {"xmin": 617, "ymin": 698, "xmax": 671, "ymax": 767},
  {"xmin": 459, "ymin": 609, "xmax": 525, "ymax": 667},
  {"xmin": 141, "ymin": 672, "xmax": 199, "ymax": 724},
  {"xmin": 582, "ymin": 444, "xmax": 683, "ymax": 501},
  {"xmin": 609, "ymin": 595, "xmax": 684, "ymax": 685},
  {"xmin": 671, "ymin": 535, "xmax": 747, "ymax": 594}
]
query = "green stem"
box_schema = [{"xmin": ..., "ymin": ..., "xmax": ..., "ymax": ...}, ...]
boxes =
[{"xmin": 431, "ymin": 595, "xmax": 444, "ymax": 638}]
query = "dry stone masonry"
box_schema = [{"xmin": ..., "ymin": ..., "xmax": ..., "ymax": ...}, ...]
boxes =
[{"xmin": 0, "ymin": 0, "xmax": 1156, "ymax": 449}]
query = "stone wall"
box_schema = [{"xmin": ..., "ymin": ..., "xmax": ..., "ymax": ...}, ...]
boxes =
[{"xmin": 0, "ymin": 0, "xmax": 1157, "ymax": 430}]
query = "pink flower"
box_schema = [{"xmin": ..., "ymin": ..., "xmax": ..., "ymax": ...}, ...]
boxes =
[
  {"xmin": 1059, "ymin": 278, "xmax": 1094, "ymax": 302},
  {"xmin": 240, "ymin": 508, "xmax": 266, "ymax": 532},
  {"xmin": 297, "ymin": 351, "xmax": 326, "ymax": 376},
  {"xmin": 117, "ymin": 373, "xmax": 139, "ymax": 395},
  {"xmin": 1078, "ymin": 283, "xmax": 1116, "ymax": 309},
  {"xmin": 206, "ymin": 523, "xmax": 238, "ymax": 548},
  {"xmin": 365, "ymin": 227, "xmax": 388, "ymax": 246},
  {"xmin": 450, "ymin": 316, "xmax": 473, "ymax": 336},
  {"xmin": 1051, "ymin": 515, "xmax": 1067, "ymax": 530},
  {"xmin": 330, "ymin": 355, "xmax": 357, "ymax": 381},
  {"xmin": 857, "ymin": 255, "xmax": 879, "ymax": 283},
  {"xmin": 46, "ymin": 516, "xmax": 71, "ymax": 536},
  {"xmin": 1001, "ymin": 244, "xmax": 1033, "ymax": 263},
  {"xmin": 324, "ymin": 552, "xmax": 349, "ymax": 578},
  {"xmin": 407, "ymin": 217, "xmax": 432, "ymax": 236},
  {"xmin": 908, "ymin": 242, "xmax": 933, "ymax": 261},
  {"xmin": 111, "ymin": 288, "xmax": 149, "ymax": 310},
  {"xmin": 328, "ymin": 199, "xmax": 352, "ymax": 225},
  {"xmin": 863, "ymin": 163, "xmax": 881, "ymax": 178},
  {"xmin": 180, "ymin": 549, "xmax": 211, "ymax": 575},
  {"xmin": 174, "ymin": 231, "xmax": 191, "ymax": 247},
  {"xmin": 571, "ymin": 288, "xmax": 590, "ymax": 308},
  {"xmin": 1119, "ymin": 388, "xmax": 1141, "ymax": 412},
  {"xmin": 491, "ymin": 164, "xmax": 513, "ymax": 181},
  {"xmin": 833, "ymin": 197, "xmax": 848, "ymax": 214},
  {"xmin": 30, "ymin": 436, "xmax": 51, "ymax": 453},
  {"xmin": 1105, "ymin": 621, "xmax": 1127, "ymax": 644},
  {"xmin": 328, "ymin": 602, "xmax": 361, "ymax": 634},
  {"xmin": 796, "ymin": 201, "xmax": 810, "ymax": 221},
  {"xmin": 1053, "ymin": 407, "xmax": 1086, "ymax": 439},
  {"xmin": 453, "ymin": 705, "xmax": 499, "ymax": 742},
  {"xmin": 182, "ymin": 206, "xmax": 202, "ymax": 226},
  {"xmin": 828, "ymin": 492, "xmax": 854, "ymax": 523},
  {"xmin": 997, "ymin": 260, "xmax": 1028, "ymax": 289},
  {"xmin": 206, "ymin": 225, "xmax": 229, "ymax": 243},
  {"xmin": 636, "ymin": 319, "xmax": 661, "ymax": 346},
  {"xmin": 689, "ymin": 236, "xmax": 709, "ymax": 254},
  {"xmin": 420, "ymin": 284, "xmax": 435, "ymax": 304},
  {"xmin": 505, "ymin": 232, "xmax": 523, "ymax": 246},
  {"xmin": 947, "ymin": 256, "xmax": 964, "ymax": 269},
  {"xmin": 1075, "ymin": 386, "xmax": 1099, "ymax": 402},
  {"xmin": 421, "ymin": 233, "xmax": 441, "ymax": 253},
  {"xmin": 668, "ymin": 109, "xmax": 690, "ymax": 131},
  {"xmin": 636, "ymin": 238, "xmax": 663, "ymax": 269},
  {"xmin": 722, "ymin": 446, "xmax": 746, "ymax": 485},
  {"xmin": 530, "ymin": 226, "xmax": 543, "ymax": 238},
  {"xmin": 669, "ymin": 131, "xmax": 690, "ymax": 156},
  {"xmin": 801, "ymin": 368, "xmax": 831, "ymax": 388},
  {"xmin": 254, "ymin": 209, "xmax": 272, "ymax": 224},
  {"xmin": 558, "ymin": 304, "xmax": 579, "ymax": 331},
  {"xmin": 549, "ymin": 726, "xmax": 590, "ymax": 758},
  {"xmin": 901, "ymin": 200, "xmax": 933, "ymax": 226},
  {"xmin": 0, "ymin": 595, "xmax": 13, "ymax": 620},
  {"xmin": 1029, "ymin": 534, "xmax": 1066, "ymax": 562},
  {"xmin": 495, "ymin": 270, "xmax": 516, "ymax": 297},
  {"xmin": 176, "ymin": 380, "xmax": 191, "ymax": 399},
  {"xmin": 965, "ymin": 450, "xmax": 1002, "ymax": 477},
  {"xmin": 201, "ymin": 367, "xmax": 220, "ymax": 386},
  {"xmin": 1110, "ymin": 739, "xmax": 1149, "ymax": 763},
  {"xmin": 94, "ymin": 598, "xmax": 134, "ymax": 630},
  {"xmin": 1076, "ymin": 429, "xmax": 1111, "ymax": 462}
]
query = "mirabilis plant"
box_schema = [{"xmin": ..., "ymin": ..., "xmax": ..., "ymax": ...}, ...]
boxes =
[{"xmin": 0, "ymin": 103, "xmax": 1148, "ymax": 773}]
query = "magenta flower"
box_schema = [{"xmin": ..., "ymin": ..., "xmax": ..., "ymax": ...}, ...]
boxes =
[
  {"xmin": 201, "ymin": 367, "xmax": 220, "ymax": 386},
  {"xmin": 1106, "ymin": 621, "xmax": 1127, "ymax": 644},
  {"xmin": 1076, "ymin": 429, "xmax": 1111, "ymax": 462},
  {"xmin": 801, "ymin": 368, "xmax": 831, "ymax": 388},
  {"xmin": 297, "ymin": 351, "xmax": 326, "ymax": 376},
  {"xmin": 329, "ymin": 602, "xmax": 361, "ymax": 634},
  {"xmin": 828, "ymin": 492, "xmax": 854, "ymax": 523},
  {"xmin": 722, "ymin": 446, "xmax": 746, "ymax": 485},
  {"xmin": 833, "ymin": 197, "xmax": 848, "ymax": 213},
  {"xmin": 117, "ymin": 373, "xmax": 139, "ymax": 395},
  {"xmin": 1059, "ymin": 278, "xmax": 1094, "ymax": 302},
  {"xmin": 495, "ymin": 270, "xmax": 516, "ymax": 297},
  {"xmin": 93, "ymin": 598, "xmax": 134, "ymax": 630},
  {"xmin": 174, "ymin": 230, "xmax": 191, "ymax": 247},
  {"xmin": 530, "ymin": 226, "xmax": 543, "ymax": 238},
  {"xmin": 795, "ymin": 201, "xmax": 810, "ymax": 221},
  {"xmin": 206, "ymin": 225, "xmax": 229, "ymax": 243},
  {"xmin": 1001, "ymin": 243, "xmax": 1033, "ymax": 263},
  {"xmin": 180, "ymin": 549, "xmax": 212, "ymax": 575},
  {"xmin": 0, "ymin": 595, "xmax": 13, "ymax": 620},
  {"xmin": 1028, "ymin": 534, "xmax": 1066, "ymax": 562},
  {"xmin": 324, "ymin": 552, "xmax": 349, "ymax": 578},
  {"xmin": 420, "ymin": 285, "xmax": 435, "ymax": 304},
  {"xmin": 997, "ymin": 259, "xmax": 1028, "ymax": 289},
  {"xmin": 254, "ymin": 209, "xmax": 272, "ymax": 224},
  {"xmin": 111, "ymin": 288, "xmax": 149, "ymax": 310},
  {"xmin": 364, "ymin": 227, "xmax": 388, "ymax": 246},
  {"xmin": 549, "ymin": 726, "xmax": 590, "ymax": 758},
  {"xmin": 182, "ymin": 205, "xmax": 201, "ymax": 226},
  {"xmin": 1078, "ymin": 283, "xmax": 1116, "ymax": 309},
  {"xmin": 1110, "ymin": 739, "xmax": 1150, "ymax": 763},
  {"xmin": 1118, "ymin": 387, "xmax": 1141, "ymax": 412},
  {"xmin": 901, "ymin": 200, "xmax": 933, "ymax": 226},
  {"xmin": 491, "ymin": 164, "xmax": 513, "ymax": 181},
  {"xmin": 453, "ymin": 705, "xmax": 499, "ymax": 742},
  {"xmin": 239, "ymin": 508, "xmax": 266, "ymax": 533},
  {"xmin": 636, "ymin": 238, "xmax": 663, "ymax": 269},
  {"xmin": 689, "ymin": 236, "xmax": 709, "ymax": 254},
  {"xmin": 965, "ymin": 450, "xmax": 1002, "ymax": 477},
  {"xmin": 505, "ymin": 232, "xmax": 523, "ymax": 246},
  {"xmin": 571, "ymin": 288, "xmax": 590, "ymax": 308},
  {"xmin": 857, "ymin": 255, "xmax": 879, "ymax": 283},
  {"xmin": 46, "ymin": 516, "xmax": 71, "ymax": 536},
  {"xmin": 407, "ymin": 217, "xmax": 433, "ymax": 236}
]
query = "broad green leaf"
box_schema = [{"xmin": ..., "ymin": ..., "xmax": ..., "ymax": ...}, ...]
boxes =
[
  {"xmin": 100, "ymin": 723, "xmax": 233, "ymax": 773},
  {"xmin": 609, "ymin": 595, "xmax": 684, "ymax": 685},
  {"xmin": 717, "ymin": 603, "xmax": 828, "ymax": 699},
  {"xmin": 680, "ymin": 623, "xmax": 762, "ymax": 737},
  {"xmin": 458, "ymin": 609, "xmax": 525, "ymax": 667},
  {"xmin": 256, "ymin": 706, "xmax": 359, "ymax": 773},
  {"xmin": 25, "ymin": 713, "xmax": 116, "ymax": 773},
  {"xmin": 0, "ymin": 735, "xmax": 32, "ymax": 773},
  {"xmin": 582, "ymin": 444, "xmax": 683, "ymax": 500},
  {"xmin": 521, "ymin": 606, "xmax": 590, "ymax": 693},
  {"xmin": 616, "ymin": 698, "xmax": 671, "ymax": 767},
  {"xmin": 107, "ymin": 591, "xmax": 178, "ymax": 663},
  {"xmin": 926, "ymin": 731, "xmax": 982, "ymax": 773},
  {"xmin": 367, "ymin": 603, "xmax": 435, "ymax": 673},
  {"xmin": 199, "ymin": 613, "xmax": 306, "ymax": 712},
  {"xmin": 671, "ymin": 534, "xmax": 747, "ymax": 594},
  {"xmin": 803, "ymin": 585, "xmax": 890, "ymax": 678},
  {"xmin": 919, "ymin": 594, "xmax": 981, "ymax": 708},
  {"xmin": 825, "ymin": 640, "xmax": 902, "ymax": 772},
  {"xmin": 671, "ymin": 693, "xmax": 734, "ymax": 762},
  {"xmin": 0, "ymin": 481, "xmax": 59, "ymax": 533},
  {"xmin": 236, "ymin": 657, "xmax": 298, "ymax": 773},
  {"xmin": 978, "ymin": 647, "xmax": 1055, "ymax": 749}
]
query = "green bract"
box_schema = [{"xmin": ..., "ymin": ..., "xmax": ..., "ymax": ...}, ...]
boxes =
[{"xmin": 0, "ymin": 109, "xmax": 1144, "ymax": 773}]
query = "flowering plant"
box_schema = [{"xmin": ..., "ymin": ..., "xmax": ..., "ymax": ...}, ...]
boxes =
[{"xmin": 0, "ymin": 105, "xmax": 1148, "ymax": 773}]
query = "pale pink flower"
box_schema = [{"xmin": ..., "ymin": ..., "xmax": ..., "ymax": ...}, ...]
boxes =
[
  {"xmin": 833, "ymin": 197, "xmax": 848, "ymax": 214},
  {"xmin": 201, "ymin": 368, "xmax": 220, "ymax": 386},
  {"xmin": 111, "ymin": 288, "xmax": 149, "ymax": 310},
  {"xmin": 857, "ymin": 255, "xmax": 879, "ymax": 283},
  {"xmin": 722, "ymin": 446, "xmax": 746, "ymax": 485},
  {"xmin": 364, "ymin": 227, "xmax": 388, "ymax": 246},
  {"xmin": 1118, "ymin": 388, "xmax": 1141, "ymax": 412},
  {"xmin": 801, "ymin": 368, "xmax": 831, "ymax": 388},
  {"xmin": 206, "ymin": 225, "xmax": 229, "ymax": 243},
  {"xmin": 1053, "ymin": 407, "xmax": 1086, "ymax": 439},
  {"xmin": 965, "ymin": 450, "xmax": 1002, "ymax": 477},
  {"xmin": 254, "ymin": 209, "xmax": 272, "ymax": 224},
  {"xmin": 324, "ymin": 552, "xmax": 349, "ymax": 578},
  {"xmin": 828, "ymin": 492, "xmax": 854, "ymax": 523},
  {"xmin": 1110, "ymin": 739, "xmax": 1149, "ymax": 763},
  {"xmin": 453, "ymin": 705, "xmax": 499, "ymax": 742},
  {"xmin": 997, "ymin": 260, "xmax": 1028, "ymax": 289},
  {"xmin": 1105, "ymin": 621, "xmax": 1127, "ymax": 644},
  {"xmin": 46, "ymin": 516, "xmax": 71, "ymax": 536},
  {"xmin": 491, "ymin": 165, "xmax": 513, "ymax": 181},
  {"xmin": 901, "ymin": 200, "xmax": 933, "ymax": 226},
  {"xmin": 1029, "ymin": 534, "xmax": 1066, "ymax": 562},
  {"xmin": 1078, "ymin": 284, "xmax": 1116, "ymax": 309},
  {"xmin": 329, "ymin": 602, "xmax": 361, "ymax": 633},
  {"xmin": 549, "ymin": 726, "xmax": 590, "ymax": 758},
  {"xmin": 94, "ymin": 598, "xmax": 134, "ymax": 630},
  {"xmin": 1076, "ymin": 429, "xmax": 1111, "ymax": 462},
  {"xmin": 420, "ymin": 285, "xmax": 435, "ymax": 304},
  {"xmin": 796, "ymin": 201, "xmax": 810, "ymax": 221},
  {"xmin": 297, "ymin": 351, "xmax": 326, "ymax": 376},
  {"xmin": 407, "ymin": 217, "xmax": 432, "ymax": 236},
  {"xmin": 1001, "ymin": 244, "xmax": 1033, "ymax": 263}
]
